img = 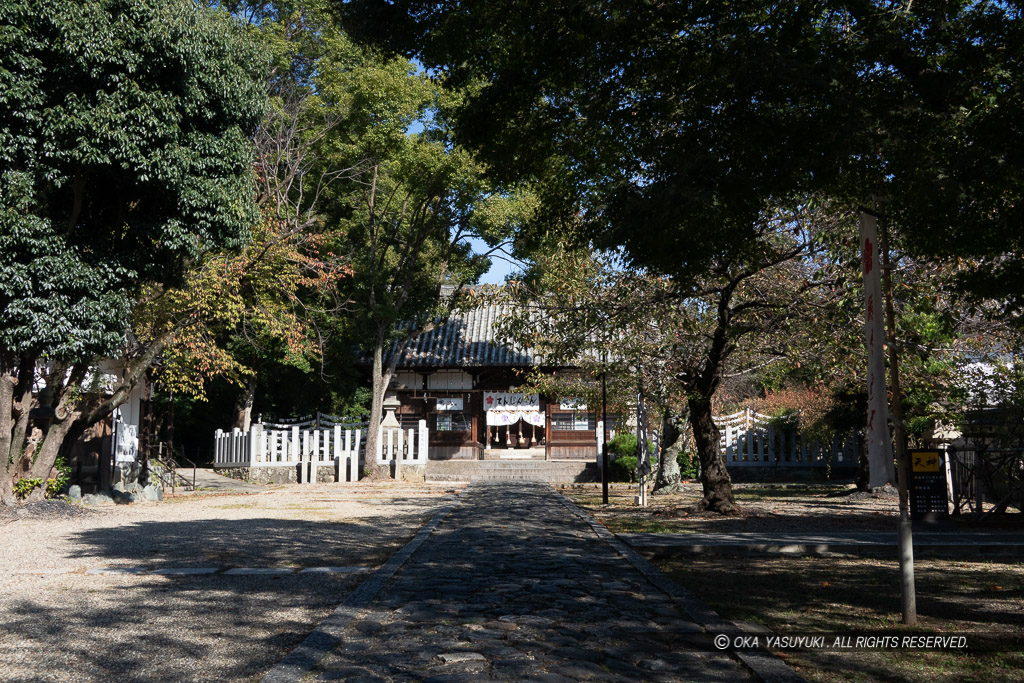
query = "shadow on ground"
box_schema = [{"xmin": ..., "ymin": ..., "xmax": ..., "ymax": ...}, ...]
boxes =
[
  {"xmin": 659, "ymin": 554, "xmax": 1024, "ymax": 683},
  {"xmin": 310, "ymin": 482, "xmax": 753, "ymax": 682},
  {"xmin": 0, "ymin": 504, "xmax": 446, "ymax": 682}
]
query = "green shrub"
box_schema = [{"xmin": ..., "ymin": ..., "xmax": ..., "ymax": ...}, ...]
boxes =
[
  {"xmin": 607, "ymin": 433, "xmax": 657, "ymax": 482},
  {"xmin": 48, "ymin": 456, "xmax": 70, "ymax": 497},
  {"xmin": 13, "ymin": 478, "xmax": 42, "ymax": 498},
  {"xmin": 678, "ymin": 451, "xmax": 700, "ymax": 479},
  {"xmin": 12, "ymin": 457, "xmax": 70, "ymax": 499},
  {"xmin": 609, "ymin": 455, "xmax": 638, "ymax": 482}
]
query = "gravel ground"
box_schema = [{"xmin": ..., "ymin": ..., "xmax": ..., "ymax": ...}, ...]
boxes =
[
  {"xmin": 0, "ymin": 481, "xmax": 463, "ymax": 682},
  {"xmin": 560, "ymin": 482, "xmax": 908, "ymax": 534}
]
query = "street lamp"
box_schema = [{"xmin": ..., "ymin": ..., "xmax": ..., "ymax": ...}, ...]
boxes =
[{"xmin": 602, "ymin": 349, "xmax": 609, "ymax": 505}]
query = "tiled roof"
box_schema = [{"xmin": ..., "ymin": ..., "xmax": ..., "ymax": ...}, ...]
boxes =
[{"xmin": 388, "ymin": 302, "xmax": 546, "ymax": 368}]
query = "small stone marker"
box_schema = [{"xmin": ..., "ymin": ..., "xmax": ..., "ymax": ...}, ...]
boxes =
[
  {"xmin": 141, "ymin": 484, "xmax": 163, "ymax": 502},
  {"xmin": 81, "ymin": 491, "xmax": 114, "ymax": 506}
]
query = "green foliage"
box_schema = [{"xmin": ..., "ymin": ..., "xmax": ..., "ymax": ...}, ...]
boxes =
[
  {"xmin": 11, "ymin": 455, "xmax": 68, "ymax": 499},
  {"xmin": 608, "ymin": 433, "xmax": 641, "ymax": 459},
  {"xmin": 607, "ymin": 434, "xmax": 657, "ymax": 483},
  {"xmin": 330, "ymin": 386, "xmax": 372, "ymax": 420},
  {"xmin": 0, "ymin": 0, "xmax": 267, "ymax": 361},
  {"xmin": 12, "ymin": 478, "xmax": 40, "ymax": 499},
  {"xmin": 129, "ymin": 1, "xmax": 364, "ymax": 404},
  {"xmin": 1, "ymin": 0, "xmax": 268, "ymax": 491},
  {"xmin": 344, "ymin": 1, "xmax": 1024, "ymax": 312},
  {"xmin": 965, "ymin": 357, "xmax": 1024, "ymax": 447},
  {"xmin": 48, "ymin": 456, "xmax": 70, "ymax": 497},
  {"xmin": 608, "ymin": 456, "xmax": 638, "ymax": 484},
  {"xmin": 678, "ymin": 451, "xmax": 700, "ymax": 480}
]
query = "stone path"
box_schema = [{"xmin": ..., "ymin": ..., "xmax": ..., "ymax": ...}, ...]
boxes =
[
  {"xmin": 176, "ymin": 467, "xmax": 265, "ymax": 492},
  {"xmin": 300, "ymin": 481, "xmax": 764, "ymax": 682}
]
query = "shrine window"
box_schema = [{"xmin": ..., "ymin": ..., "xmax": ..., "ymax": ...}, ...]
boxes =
[
  {"xmin": 551, "ymin": 412, "xmax": 595, "ymax": 431},
  {"xmin": 436, "ymin": 412, "xmax": 471, "ymax": 432}
]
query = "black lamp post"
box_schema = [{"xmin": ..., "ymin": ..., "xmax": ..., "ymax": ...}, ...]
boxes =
[{"xmin": 602, "ymin": 350, "xmax": 609, "ymax": 505}]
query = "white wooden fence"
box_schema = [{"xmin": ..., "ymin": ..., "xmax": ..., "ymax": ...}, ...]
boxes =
[
  {"xmin": 214, "ymin": 423, "xmax": 364, "ymax": 482},
  {"xmin": 713, "ymin": 409, "xmax": 858, "ymax": 467},
  {"xmin": 214, "ymin": 419, "xmax": 430, "ymax": 481},
  {"xmin": 375, "ymin": 421, "xmax": 429, "ymax": 466}
]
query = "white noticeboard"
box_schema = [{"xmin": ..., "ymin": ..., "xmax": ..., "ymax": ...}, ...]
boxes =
[
  {"xmin": 559, "ymin": 398, "xmax": 587, "ymax": 411},
  {"xmin": 435, "ymin": 397, "xmax": 463, "ymax": 411},
  {"xmin": 115, "ymin": 423, "xmax": 138, "ymax": 463}
]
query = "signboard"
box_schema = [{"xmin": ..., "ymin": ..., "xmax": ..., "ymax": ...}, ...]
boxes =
[
  {"xmin": 912, "ymin": 450, "xmax": 940, "ymax": 473},
  {"xmin": 559, "ymin": 398, "xmax": 587, "ymax": 411},
  {"xmin": 115, "ymin": 423, "xmax": 138, "ymax": 463},
  {"xmin": 483, "ymin": 391, "xmax": 539, "ymax": 411},
  {"xmin": 910, "ymin": 449, "xmax": 948, "ymax": 521},
  {"xmin": 435, "ymin": 397, "xmax": 463, "ymax": 411}
]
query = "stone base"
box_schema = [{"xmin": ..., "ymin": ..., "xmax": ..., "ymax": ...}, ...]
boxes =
[
  {"xmin": 426, "ymin": 460, "xmax": 600, "ymax": 483},
  {"xmin": 726, "ymin": 465, "xmax": 858, "ymax": 483},
  {"xmin": 215, "ymin": 465, "xmax": 344, "ymax": 485},
  {"xmin": 396, "ymin": 465, "xmax": 426, "ymax": 483},
  {"xmin": 429, "ymin": 445, "xmax": 483, "ymax": 460}
]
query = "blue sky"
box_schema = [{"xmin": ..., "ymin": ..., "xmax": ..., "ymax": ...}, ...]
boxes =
[{"xmin": 468, "ymin": 236, "xmax": 524, "ymax": 284}]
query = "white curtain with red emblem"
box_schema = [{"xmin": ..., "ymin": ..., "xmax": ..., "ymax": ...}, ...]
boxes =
[
  {"xmin": 483, "ymin": 391, "xmax": 544, "ymax": 427},
  {"xmin": 485, "ymin": 410, "xmax": 546, "ymax": 427}
]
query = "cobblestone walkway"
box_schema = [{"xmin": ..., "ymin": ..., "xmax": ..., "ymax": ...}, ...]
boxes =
[{"xmin": 309, "ymin": 481, "xmax": 756, "ymax": 682}]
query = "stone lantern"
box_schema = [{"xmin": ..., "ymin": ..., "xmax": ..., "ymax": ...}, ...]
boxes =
[{"xmin": 381, "ymin": 381, "xmax": 401, "ymax": 429}]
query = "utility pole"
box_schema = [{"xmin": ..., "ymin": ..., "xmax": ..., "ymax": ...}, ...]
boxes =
[
  {"xmin": 602, "ymin": 350, "xmax": 609, "ymax": 505},
  {"xmin": 878, "ymin": 207, "xmax": 917, "ymax": 625}
]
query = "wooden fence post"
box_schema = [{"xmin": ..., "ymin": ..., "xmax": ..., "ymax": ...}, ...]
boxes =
[
  {"xmin": 248, "ymin": 424, "xmax": 261, "ymax": 467},
  {"xmin": 333, "ymin": 425, "xmax": 342, "ymax": 482},
  {"xmin": 419, "ymin": 419, "xmax": 428, "ymax": 462},
  {"xmin": 351, "ymin": 429, "xmax": 361, "ymax": 481}
]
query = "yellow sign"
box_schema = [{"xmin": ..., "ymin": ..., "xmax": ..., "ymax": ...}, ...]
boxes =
[{"xmin": 911, "ymin": 450, "xmax": 941, "ymax": 473}]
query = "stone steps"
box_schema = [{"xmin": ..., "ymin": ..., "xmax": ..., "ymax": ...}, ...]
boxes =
[
  {"xmin": 481, "ymin": 447, "xmax": 547, "ymax": 460},
  {"xmin": 425, "ymin": 459, "xmax": 599, "ymax": 483}
]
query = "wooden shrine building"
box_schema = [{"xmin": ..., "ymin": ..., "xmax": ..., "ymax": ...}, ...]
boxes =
[{"xmin": 385, "ymin": 301, "xmax": 600, "ymax": 462}]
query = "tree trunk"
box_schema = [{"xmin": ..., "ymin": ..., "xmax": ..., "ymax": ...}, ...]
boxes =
[
  {"xmin": 0, "ymin": 370, "xmax": 16, "ymax": 478},
  {"xmin": 0, "ymin": 370, "xmax": 19, "ymax": 499},
  {"xmin": 0, "ymin": 477, "xmax": 15, "ymax": 506},
  {"xmin": 688, "ymin": 396, "xmax": 737, "ymax": 514},
  {"xmin": 26, "ymin": 373, "xmax": 84, "ymax": 481},
  {"xmin": 652, "ymin": 408, "xmax": 686, "ymax": 494},
  {"xmin": 2, "ymin": 362, "xmax": 34, "ymax": 479},
  {"xmin": 3, "ymin": 360, "xmax": 40, "ymax": 502},
  {"xmin": 232, "ymin": 374, "xmax": 258, "ymax": 431}
]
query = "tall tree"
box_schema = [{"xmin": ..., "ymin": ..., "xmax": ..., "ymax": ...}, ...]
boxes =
[
  {"xmin": 210, "ymin": 0, "xmax": 364, "ymax": 427},
  {"xmin": 333, "ymin": 63, "xmax": 536, "ymax": 462},
  {"xmin": 342, "ymin": 2, "xmax": 1023, "ymax": 304},
  {"xmin": 0, "ymin": 0, "xmax": 266, "ymax": 502},
  {"xmin": 496, "ymin": 204, "xmax": 843, "ymax": 513},
  {"xmin": 90, "ymin": 0, "xmax": 367, "ymax": 436}
]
